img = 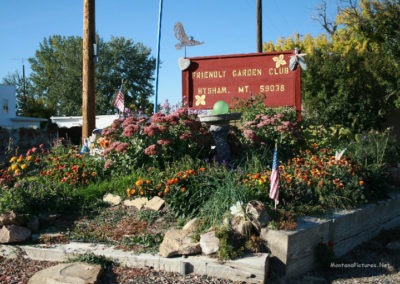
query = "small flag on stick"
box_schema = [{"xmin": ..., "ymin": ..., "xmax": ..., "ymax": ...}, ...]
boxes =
[
  {"xmin": 269, "ymin": 143, "xmax": 280, "ymax": 209},
  {"xmin": 113, "ymin": 86, "xmax": 125, "ymax": 113}
]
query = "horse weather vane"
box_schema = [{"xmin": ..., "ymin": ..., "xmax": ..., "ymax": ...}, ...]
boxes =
[{"xmin": 174, "ymin": 22, "xmax": 204, "ymax": 57}]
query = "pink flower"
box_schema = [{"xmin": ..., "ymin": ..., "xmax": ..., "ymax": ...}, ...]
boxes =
[
  {"xmin": 179, "ymin": 133, "xmax": 192, "ymax": 140},
  {"xmin": 144, "ymin": 144, "xmax": 160, "ymax": 155},
  {"xmin": 143, "ymin": 125, "xmax": 161, "ymax": 137},
  {"xmin": 243, "ymin": 129, "xmax": 260, "ymax": 144},
  {"xmin": 165, "ymin": 114, "xmax": 179, "ymax": 125},
  {"xmin": 151, "ymin": 112, "xmax": 166, "ymax": 123},
  {"xmin": 121, "ymin": 116, "xmax": 137, "ymax": 128},
  {"xmin": 122, "ymin": 125, "xmax": 140, "ymax": 137},
  {"xmin": 104, "ymin": 159, "xmax": 112, "ymax": 169},
  {"xmin": 157, "ymin": 139, "xmax": 172, "ymax": 145},
  {"xmin": 115, "ymin": 142, "xmax": 129, "ymax": 153}
]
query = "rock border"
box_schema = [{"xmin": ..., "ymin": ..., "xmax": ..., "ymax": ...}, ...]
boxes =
[
  {"xmin": 0, "ymin": 242, "xmax": 269, "ymax": 284},
  {"xmin": 261, "ymin": 192, "xmax": 400, "ymax": 278}
]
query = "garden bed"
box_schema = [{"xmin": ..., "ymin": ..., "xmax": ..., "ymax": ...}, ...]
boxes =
[{"xmin": 261, "ymin": 191, "xmax": 400, "ymax": 278}]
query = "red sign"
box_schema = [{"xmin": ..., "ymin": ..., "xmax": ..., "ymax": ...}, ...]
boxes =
[{"xmin": 182, "ymin": 50, "xmax": 301, "ymax": 115}]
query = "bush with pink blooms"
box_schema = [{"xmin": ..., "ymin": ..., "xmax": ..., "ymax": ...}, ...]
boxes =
[{"xmin": 101, "ymin": 108, "xmax": 212, "ymax": 176}]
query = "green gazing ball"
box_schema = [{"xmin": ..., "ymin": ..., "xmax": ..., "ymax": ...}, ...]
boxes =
[{"xmin": 212, "ymin": 100, "xmax": 229, "ymax": 115}]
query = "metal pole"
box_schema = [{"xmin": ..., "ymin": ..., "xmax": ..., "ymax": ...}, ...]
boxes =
[
  {"xmin": 154, "ymin": 0, "xmax": 163, "ymax": 114},
  {"xmin": 256, "ymin": 0, "xmax": 263, "ymax": 52}
]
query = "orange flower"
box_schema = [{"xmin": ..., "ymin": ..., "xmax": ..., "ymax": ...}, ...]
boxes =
[
  {"xmin": 135, "ymin": 179, "xmax": 144, "ymax": 186},
  {"xmin": 71, "ymin": 165, "xmax": 79, "ymax": 173},
  {"xmin": 181, "ymin": 187, "xmax": 186, "ymax": 193},
  {"xmin": 359, "ymin": 180, "xmax": 365, "ymax": 186}
]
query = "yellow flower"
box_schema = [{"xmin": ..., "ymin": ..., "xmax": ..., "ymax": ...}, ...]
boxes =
[
  {"xmin": 20, "ymin": 164, "xmax": 27, "ymax": 170},
  {"xmin": 9, "ymin": 156, "xmax": 17, "ymax": 163},
  {"xmin": 17, "ymin": 155, "xmax": 24, "ymax": 163},
  {"xmin": 11, "ymin": 164, "xmax": 18, "ymax": 171},
  {"xmin": 26, "ymin": 155, "xmax": 34, "ymax": 161}
]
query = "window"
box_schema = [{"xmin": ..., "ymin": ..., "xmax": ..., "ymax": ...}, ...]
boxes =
[{"xmin": 3, "ymin": 99, "xmax": 8, "ymax": 113}]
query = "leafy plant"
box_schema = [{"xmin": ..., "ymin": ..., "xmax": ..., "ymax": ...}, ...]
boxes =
[
  {"xmin": 68, "ymin": 252, "xmax": 114, "ymax": 269},
  {"xmin": 215, "ymin": 225, "xmax": 244, "ymax": 260},
  {"xmin": 121, "ymin": 233, "xmax": 163, "ymax": 253}
]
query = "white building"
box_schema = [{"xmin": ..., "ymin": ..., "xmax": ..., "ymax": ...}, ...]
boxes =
[{"xmin": 0, "ymin": 84, "xmax": 47, "ymax": 129}]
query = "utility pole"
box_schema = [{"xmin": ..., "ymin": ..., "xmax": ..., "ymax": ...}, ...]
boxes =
[
  {"xmin": 82, "ymin": 0, "xmax": 96, "ymax": 143},
  {"xmin": 11, "ymin": 58, "xmax": 27, "ymax": 96},
  {"xmin": 256, "ymin": 0, "xmax": 263, "ymax": 52}
]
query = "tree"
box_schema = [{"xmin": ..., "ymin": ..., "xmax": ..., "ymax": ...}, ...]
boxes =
[
  {"xmin": 2, "ymin": 72, "xmax": 53, "ymax": 118},
  {"xmin": 263, "ymin": 0, "xmax": 399, "ymax": 131},
  {"xmin": 335, "ymin": 0, "xmax": 400, "ymax": 108},
  {"xmin": 96, "ymin": 37, "xmax": 156, "ymax": 114},
  {"xmin": 28, "ymin": 35, "xmax": 156, "ymax": 116},
  {"xmin": 29, "ymin": 35, "xmax": 82, "ymax": 116}
]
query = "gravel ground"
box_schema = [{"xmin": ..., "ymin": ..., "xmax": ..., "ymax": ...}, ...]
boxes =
[{"xmin": 0, "ymin": 256, "xmax": 243, "ymax": 284}]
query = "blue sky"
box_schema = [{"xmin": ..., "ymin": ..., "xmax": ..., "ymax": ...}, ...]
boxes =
[{"xmin": 0, "ymin": 0, "xmax": 337, "ymax": 108}]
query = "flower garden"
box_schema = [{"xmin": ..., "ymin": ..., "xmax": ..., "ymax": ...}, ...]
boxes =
[{"xmin": 0, "ymin": 96, "xmax": 398, "ymax": 258}]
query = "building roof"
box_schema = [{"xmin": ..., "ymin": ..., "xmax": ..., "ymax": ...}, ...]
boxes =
[{"xmin": 50, "ymin": 114, "xmax": 119, "ymax": 129}]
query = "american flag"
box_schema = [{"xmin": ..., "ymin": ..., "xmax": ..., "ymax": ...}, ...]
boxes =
[
  {"xmin": 113, "ymin": 88, "xmax": 125, "ymax": 113},
  {"xmin": 269, "ymin": 143, "xmax": 280, "ymax": 208}
]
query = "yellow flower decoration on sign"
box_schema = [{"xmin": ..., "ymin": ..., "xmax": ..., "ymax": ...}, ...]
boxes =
[
  {"xmin": 272, "ymin": 54, "xmax": 287, "ymax": 68},
  {"xmin": 195, "ymin": 95, "xmax": 206, "ymax": 106}
]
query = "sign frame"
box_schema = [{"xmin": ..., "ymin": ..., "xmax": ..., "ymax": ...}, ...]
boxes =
[{"xmin": 182, "ymin": 50, "xmax": 301, "ymax": 117}]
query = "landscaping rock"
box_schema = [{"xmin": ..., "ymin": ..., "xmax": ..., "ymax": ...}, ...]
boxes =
[
  {"xmin": 103, "ymin": 193, "xmax": 122, "ymax": 206},
  {"xmin": 159, "ymin": 229, "xmax": 201, "ymax": 257},
  {"xmin": 144, "ymin": 196, "xmax": 165, "ymax": 211},
  {"xmin": 0, "ymin": 225, "xmax": 31, "ymax": 243},
  {"xmin": 28, "ymin": 262, "xmax": 102, "ymax": 284},
  {"xmin": 182, "ymin": 218, "xmax": 199, "ymax": 233},
  {"xmin": 123, "ymin": 197, "xmax": 148, "ymax": 210},
  {"xmin": 245, "ymin": 200, "xmax": 270, "ymax": 231},
  {"xmin": 238, "ymin": 220, "xmax": 255, "ymax": 238},
  {"xmin": 0, "ymin": 244, "xmax": 20, "ymax": 259},
  {"xmin": 200, "ymin": 231, "xmax": 220, "ymax": 255},
  {"xmin": 0, "ymin": 211, "xmax": 25, "ymax": 226}
]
